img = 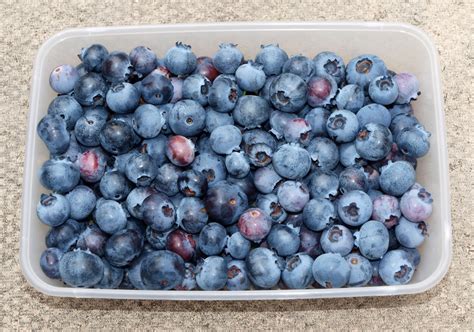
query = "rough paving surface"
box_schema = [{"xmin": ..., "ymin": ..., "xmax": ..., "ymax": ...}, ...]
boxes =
[{"xmin": 0, "ymin": 0, "xmax": 472, "ymax": 330}]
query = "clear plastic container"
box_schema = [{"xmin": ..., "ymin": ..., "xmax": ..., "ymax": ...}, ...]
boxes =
[{"xmin": 20, "ymin": 22, "xmax": 451, "ymax": 300}]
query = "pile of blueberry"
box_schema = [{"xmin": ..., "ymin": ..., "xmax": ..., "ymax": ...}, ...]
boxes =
[{"xmin": 37, "ymin": 41, "xmax": 433, "ymax": 290}]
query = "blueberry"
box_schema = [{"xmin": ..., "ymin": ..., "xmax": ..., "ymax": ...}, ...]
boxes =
[
  {"xmin": 303, "ymin": 198, "xmax": 336, "ymax": 231},
  {"xmin": 40, "ymin": 247, "xmax": 63, "ymax": 279},
  {"xmin": 180, "ymin": 74, "xmax": 210, "ymax": 106},
  {"xmin": 259, "ymin": 75, "xmax": 278, "ymax": 104},
  {"xmin": 105, "ymin": 229, "xmax": 144, "ymax": 267},
  {"xmin": 313, "ymin": 51, "xmax": 345, "ymax": 85},
  {"xmin": 255, "ymin": 44, "xmax": 289, "ymax": 76},
  {"xmin": 337, "ymin": 190, "xmax": 373, "ymax": 226},
  {"xmin": 282, "ymin": 253, "xmax": 314, "ymax": 289},
  {"xmin": 145, "ymin": 226, "xmax": 174, "ymax": 250},
  {"xmin": 176, "ymin": 262, "xmax": 198, "ymax": 290},
  {"xmin": 267, "ymin": 224, "xmax": 300, "ymax": 257},
  {"xmin": 192, "ymin": 152, "xmax": 227, "ymax": 186},
  {"xmin": 393, "ymin": 73, "xmax": 420, "ymax": 104},
  {"xmin": 390, "ymin": 114, "xmax": 419, "ymax": 140},
  {"xmin": 256, "ymin": 193, "xmax": 287, "ymax": 224},
  {"xmin": 368, "ymin": 75, "xmax": 399, "ymax": 105},
  {"xmin": 326, "ymin": 110, "xmax": 360, "ymax": 143},
  {"xmin": 76, "ymin": 224, "xmax": 108, "ymax": 256},
  {"xmin": 246, "ymin": 247, "xmax": 282, "ymax": 289},
  {"xmin": 59, "ymin": 250, "xmax": 104, "ymax": 287},
  {"xmin": 141, "ymin": 193, "xmax": 176, "ymax": 232},
  {"xmin": 225, "ymin": 152, "xmax": 250, "ymax": 179},
  {"xmin": 208, "ymin": 76, "xmax": 239, "ymax": 113},
  {"xmin": 140, "ymin": 70, "xmax": 174, "ymax": 105},
  {"xmin": 307, "ymin": 137, "xmax": 339, "ymax": 171},
  {"xmin": 400, "ymin": 246, "xmax": 421, "ymax": 267},
  {"xmin": 76, "ymin": 148, "xmax": 108, "ymax": 183},
  {"xmin": 312, "ymin": 253, "xmax": 350, "ymax": 288},
  {"xmin": 73, "ymin": 72, "xmax": 108, "ymax": 107},
  {"xmin": 47, "ymin": 95, "xmax": 84, "ymax": 130},
  {"xmin": 212, "ymin": 43, "xmax": 243, "ymax": 74},
  {"xmin": 46, "ymin": 219, "xmax": 84, "ymax": 251},
  {"xmin": 237, "ymin": 208, "xmax": 272, "ymax": 243},
  {"xmin": 175, "ymin": 197, "xmax": 208, "ymax": 234},
  {"xmin": 277, "ymin": 181, "xmax": 310, "ymax": 213},
  {"xmin": 80, "ymin": 44, "xmax": 109, "ymax": 72},
  {"xmin": 345, "ymin": 253, "xmax": 372, "ymax": 287},
  {"xmin": 209, "ymin": 125, "xmax": 242, "ymax": 155},
  {"xmin": 36, "ymin": 193, "xmax": 70, "ymax": 227},
  {"xmin": 379, "ymin": 249, "xmax": 414, "ymax": 285},
  {"xmin": 100, "ymin": 119, "xmax": 137, "ymax": 155},
  {"xmin": 307, "ymin": 169, "xmax": 339, "ymax": 199},
  {"xmin": 400, "ymin": 184, "xmax": 433, "ymax": 222},
  {"xmin": 299, "ymin": 226, "xmax": 323, "ymax": 258},
  {"xmin": 94, "ymin": 198, "xmax": 127, "ymax": 234},
  {"xmin": 282, "ymin": 55, "xmax": 315, "ymax": 82},
  {"xmin": 205, "ymin": 107, "xmax": 234, "ymax": 132},
  {"xmin": 233, "ymin": 95, "xmax": 270, "ymax": 129},
  {"xmin": 335, "ymin": 84, "xmax": 365, "ymax": 113},
  {"xmin": 226, "ymin": 259, "xmax": 251, "ymax": 290},
  {"xmin": 307, "ymin": 74, "xmax": 338, "ymax": 107},
  {"xmin": 39, "ymin": 158, "xmax": 80, "ymax": 194},
  {"xmin": 242, "ymin": 128, "xmax": 277, "ymax": 153},
  {"xmin": 395, "ymin": 217, "xmax": 427, "ymax": 248},
  {"xmin": 253, "ymin": 165, "xmax": 283, "ymax": 194},
  {"xmin": 169, "ymin": 77, "xmax": 184, "ymax": 103},
  {"xmin": 140, "ymin": 250, "xmax": 185, "ymax": 290},
  {"xmin": 93, "ymin": 258, "xmax": 124, "ymax": 289},
  {"xmin": 226, "ymin": 232, "xmax": 251, "ymax": 259},
  {"xmin": 125, "ymin": 186, "xmax": 156, "ymax": 219},
  {"xmin": 194, "ymin": 56, "xmax": 219, "ymax": 81},
  {"xmin": 371, "ymin": 194, "xmax": 401, "ymax": 228},
  {"xmin": 74, "ymin": 111, "xmax": 107, "ymax": 147},
  {"xmin": 379, "ymin": 161, "xmax": 416, "ymax": 196},
  {"xmin": 196, "ymin": 256, "xmax": 228, "ymax": 290},
  {"xmin": 205, "ymin": 181, "xmax": 248, "ymax": 225},
  {"xmin": 129, "ymin": 46, "xmax": 157, "ymax": 76},
  {"xmin": 304, "ymin": 107, "xmax": 330, "ymax": 137},
  {"xmin": 197, "ymin": 222, "xmax": 227, "ymax": 256},
  {"xmin": 396, "ymin": 124, "xmax": 431, "ymax": 158},
  {"xmin": 272, "ymin": 143, "xmax": 311, "ymax": 180},
  {"xmin": 164, "ymin": 42, "xmax": 197, "ymax": 76},
  {"xmin": 165, "ymin": 229, "xmax": 197, "ymax": 261},
  {"xmin": 321, "ymin": 224, "xmax": 354, "ymax": 256},
  {"xmin": 227, "ymin": 174, "xmax": 258, "ymax": 202},
  {"xmin": 283, "ymin": 118, "xmax": 313, "ymax": 146},
  {"xmin": 178, "ymin": 169, "xmax": 208, "ymax": 197},
  {"xmin": 269, "ymin": 73, "xmax": 308, "ymax": 113},
  {"xmin": 339, "ymin": 166, "xmax": 368, "ymax": 193},
  {"xmin": 355, "ymin": 220, "xmax": 389, "ymax": 260},
  {"xmin": 101, "ymin": 51, "xmax": 132, "ymax": 84},
  {"xmin": 124, "ymin": 152, "xmax": 157, "ymax": 187},
  {"xmin": 99, "ymin": 170, "xmax": 131, "ymax": 201},
  {"xmin": 66, "ymin": 185, "xmax": 96, "ymax": 220},
  {"xmin": 105, "ymin": 82, "xmax": 139, "ymax": 114},
  {"xmin": 235, "ymin": 61, "xmax": 266, "ymax": 92},
  {"xmin": 268, "ymin": 110, "xmax": 297, "ymax": 139},
  {"xmin": 37, "ymin": 114, "xmax": 70, "ymax": 155},
  {"xmin": 49, "ymin": 64, "xmax": 80, "ymax": 94},
  {"xmin": 168, "ymin": 99, "xmax": 206, "ymax": 136},
  {"xmin": 140, "ymin": 134, "xmax": 168, "ymax": 168},
  {"xmin": 356, "ymin": 104, "xmax": 391, "ymax": 128},
  {"xmin": 368, "ymin": 189, "xmax": 384, "ymax": 202},
  {"xmin": 389, "ymin": 104, "xmax": 414, "ymax": 119},
  {"xmin": 346, "ymin": 54, "xmax": 387, "ymax": 90},
  {"xmin": 339, "ymin": 142, "xmax": 363, "ymax": 167},
  {"xmin": 354, "ymin": 123, "xmax": 393, "ymax": 162}
]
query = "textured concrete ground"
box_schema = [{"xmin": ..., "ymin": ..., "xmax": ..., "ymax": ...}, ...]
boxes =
[{"xmin": 0, "ymin": 0, "xmax": 472, "ymax": 330}]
